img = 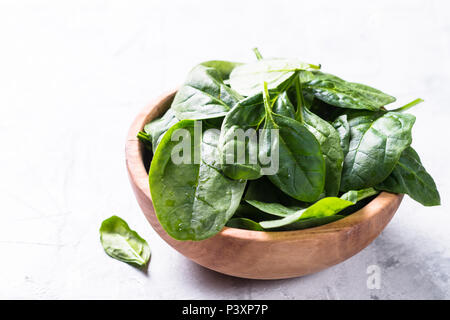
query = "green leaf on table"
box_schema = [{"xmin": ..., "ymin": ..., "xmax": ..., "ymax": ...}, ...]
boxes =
[
  {"xmin": 376, "ymin": 147, "xmax": 440, "ymax": 206},
  {"xmin": 99, "ymin": 216, "xmax": 151, "ymax": 268}
]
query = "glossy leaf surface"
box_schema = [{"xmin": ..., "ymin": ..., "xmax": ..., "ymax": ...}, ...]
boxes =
[
  {"xmin": 100, "ymin": 216, "xmax": 150, "ymax": 267},
  {"xmin": 377, "ymin": 147, "xmax": 440, "ymax": 206},
  {"xmin": 149, "ymin": 120, "xmax": 246, "ymax": 240}
]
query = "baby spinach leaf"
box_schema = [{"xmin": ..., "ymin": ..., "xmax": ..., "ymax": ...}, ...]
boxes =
[
  {"xmin": 304, "ymin": 72, "xmax": 396, "ymax": 111},
  {"xmin": 302, "ymin": 107, "xmax": 344, "ymax": 196},
  {"xmin": 218, "ymin": 93, "xmax": 266, "ymax": 180},
  {"xmin": 252, "ymin": 47, "xmax": 263, "ymax": 60},
  {"xmin": 257, "ymin": 188, "xmax": 376, "ymax": 229},
  {"xmin": 259, "ymin": 196, "xmax": 355, "ymax": 229},
  {"xmin": 149, "ymin": 120, "xmax": 246, "ymax": 240},
  {"xmin": 260, "ymin": 84, "xmax": 325, "ymax": 202},
  {"xmin": 143, "ymin": 108, "xmax": 179, "ymax": 152},
  {"xmin": 340, "ymin": 187, "xmax": 378, "ymax": 202},
  {"xmin": 172, "ymin": 65, "xmax": 242, "ymax": 120},
  {"xmin": 226, "ymin": 217, "xmax": 264, "ymax": 231},
  {"xmin": 99, "ymin": 216, "xmax": 151, "ymax": 268},
  {"xmin": 332, "ymin": 114, "xmax": 350, "ymax": 155},
  {"xmin": 137, "ymin": 131, "xmax": 153, "ymax": 152},
  {"xmin": 229, "ymin": 58, "xmax": 319, "ymax": 96},
  {"xmin": 376, "ymin": 147, "xmax": 440, "ymax": 206},
  {"xmin": 272, "ymin": 215, "xmax": 345, "ymax": 231},
  {"xmin": 340, "ymin": 111, "xmax": 416, "ymax": 191}
]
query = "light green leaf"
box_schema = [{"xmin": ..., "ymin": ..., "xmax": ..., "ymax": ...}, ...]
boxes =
[
  {"xmin": 376, "ymin": 147, "xmax": 440, "ymax": 206},
  {"xmin": 172, "ymin": 65, "xmax": 242, "ymax": 120},
  {"xmin": 229, "ymin": 58, "xmax": 318, "ymax": 96},
  {"xmin": 261, "ymin": 85, "xmax": 326, "ymax": 202},
  {"xmin": 100, "ymin": 216, "xmax": 151, "ymax": 268},
  {"xmin": 340, "ymin": 111, "xmax": 416, "ymax": 191}
]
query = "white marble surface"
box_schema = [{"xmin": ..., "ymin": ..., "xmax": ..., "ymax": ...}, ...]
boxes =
[{"xmin": 0, "ymin": 0, "xmax": 449, "ymax": 299}]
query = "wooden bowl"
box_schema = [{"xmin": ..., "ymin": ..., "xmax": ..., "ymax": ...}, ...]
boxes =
[{"xmin": 125, "ymin": 90, "xmax": 404, "ymax": 280}]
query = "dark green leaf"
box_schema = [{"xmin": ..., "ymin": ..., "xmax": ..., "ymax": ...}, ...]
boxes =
[
  {"xmin": 99, "ymin": 216, "xmax": 151, "ymax": 268},
  {"xmin": 149, "ymin": 120, "xmax": 246, "ymax": 240},
  {"xmin": 229, "ymin": 58, "xmax": 318, "ymax": 96},
  {"xmin": 172, "ymin": 65, "xmax": 242, "ymax": 120},
  {"xmin": 143, "ymin": 108, "xmax": 179, "ymax": 152},
  {"xmin": 226, "ymin": 218, "xmax": 264, "ymax": 231},
  {"xmin": 302, "ymin": 107, "xmax": 344, "ymax": 196},
  {"xmin": 376, "ymin": 147, "xmax": 440, "ymax": 206},
  {"xmin": 272, "ymin": 215, "xmax": 344, "ymax": 231},
  {"xmin": 259, "ymin": 195, "xmax": 355, "ymax": 229},
  {"xmin": 261, "ymin": 85, "xmax": 325, "ymax": 202},
  {"xmin": 218, "ymin": 93, "xmax": 266, "ymax": 180}
]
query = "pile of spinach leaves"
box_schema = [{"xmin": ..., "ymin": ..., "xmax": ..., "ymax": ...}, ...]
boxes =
[{"xmin": 139, "ymin": 49, "xmax": 440, "ymax": 241}]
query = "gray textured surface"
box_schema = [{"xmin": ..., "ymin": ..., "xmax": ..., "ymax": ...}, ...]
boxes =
[{"xmin": 0, "ymin": 0, "xmax": 449, "ymax": 299}]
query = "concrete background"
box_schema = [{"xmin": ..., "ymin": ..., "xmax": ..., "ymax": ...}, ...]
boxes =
[{"xmin": 0, "ymin": 0, "xmax": 449, "ymax": 299}]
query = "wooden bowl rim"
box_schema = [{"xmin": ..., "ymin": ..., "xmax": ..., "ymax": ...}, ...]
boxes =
[{"xmin": 126, "ymin": 90, "xmax": 402, "ymax": 242}]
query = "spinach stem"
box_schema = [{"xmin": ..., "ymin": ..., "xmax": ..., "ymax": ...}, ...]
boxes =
[
  {"xmin": 391, "ymin": 98, "xmax": 424, "ymax": 112},
  {"xmin": 253, "ymin": 47, "xmax": 263, "ymax": 60},
  {"xmin": 295, "ymin": 76, "xmax": 305, "ymax": 123}
]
